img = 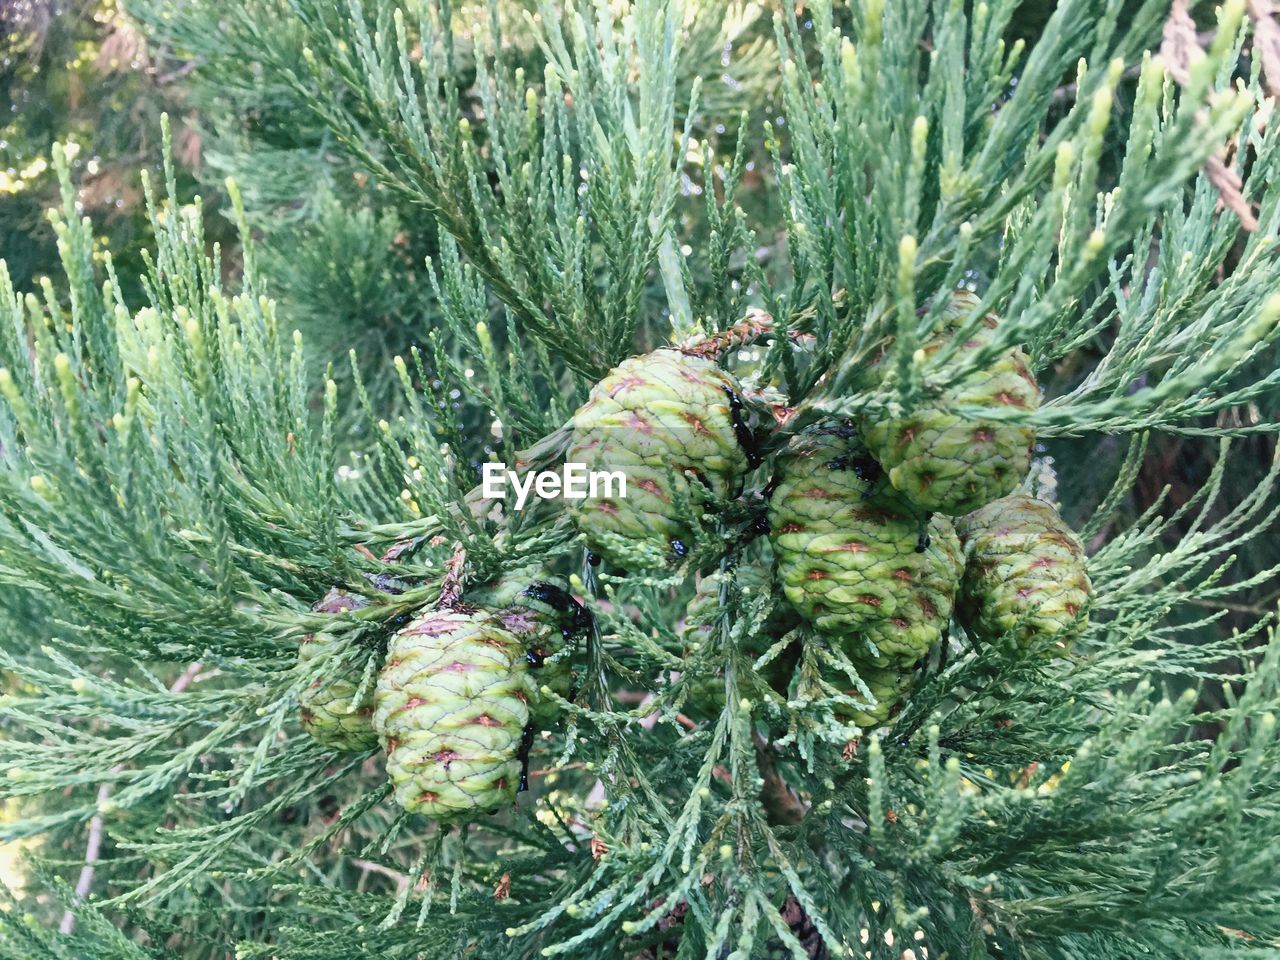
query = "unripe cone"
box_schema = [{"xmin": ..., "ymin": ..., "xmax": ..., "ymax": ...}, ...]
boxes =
[
  {"xmin": 375, "ymin": 609, "xmax": 536, "ymax": 820},
  {"xmin": 861, "ymin": 291, "xmax": 1039, "ymax": 515},
  {"xmin": 297, "ymin": 588, "xmax": 378, "ymax": 752},
  {"xmin": 567, "ymin": 349, "xmax": 753, "ymax": 572},
  {"xmin": 469, "ymin": 571, "xmax": 589, "ymax": 725},
  {"xmin": 859, "ymin": 515, "xmax": 963, "ymax": 667},
  {"xmin": 834, "ymin": 662, "xmax": 915, "ymax": 730},
  {"xmin": 956, "ymin": 493, "xmax": 1092, "ymax": 652},
  {"xmin": 768, "ymin": 424, "xmax": 959, "ymax": 663},
  {"xmin": 681, "ymin": 563, "xmax": 797, "ymax": 649},
  {"xmin": 792, "ymin": 656, "xmax": 915, "ymax": 731}
]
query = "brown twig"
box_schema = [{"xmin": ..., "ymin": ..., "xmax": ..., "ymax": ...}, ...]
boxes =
[
  {"xmin": 1248, "ymin": 0, "xmax": 1280, "ymax": 96},
  {"xmin": 619, "ymin": 689, "xmax": 705, "ymax": 732},
  {"xmin": 493, "ymin": 872, "xmax": 511, "ymax": 900},
  {"xmin": 351, "ymin": 857, "xmax": 411, "ymax": 893},
  {"xmin": 1162, "ymin": 0, "xmax": 1260, "ymax": 231},
  {"xmin": 675, "ymin": 309, "xmax": 815, "ymax": 360},
  {"xmin": 59, "ymin": 661, "xmax": 204, "ymax": 935},
  {"xmin": 1051, "ymin": 61, "xmax": 1146, "ymax": 104},
  {"xmin": 167, "ymin": 661, "xmax": 205, "ymax": 695},
  {"xmin": 155, "ymin": 58, "xmax": 202, "ymax": 85},
  {"xmin": 438, "ymin": 544, "xmax": 468, "ymax": 607}
]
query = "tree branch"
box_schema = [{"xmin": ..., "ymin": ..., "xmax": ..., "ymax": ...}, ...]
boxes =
[{"xmin": 59, "ymin": 661, "xmax": 204, "ymax": 935}]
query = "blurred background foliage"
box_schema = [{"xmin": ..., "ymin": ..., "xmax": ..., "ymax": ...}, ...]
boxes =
[{"xmin": 0, "ymin": 0, "xmax": 206, "ymax": 303}]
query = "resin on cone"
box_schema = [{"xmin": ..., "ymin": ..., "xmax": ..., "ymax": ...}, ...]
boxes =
[
  {"xmin": 297, "ymin": 588, "xmax": 379, "ymax": 752},
  {"xmin": 862, "ymin": 290, "xmax": 1039, "ymax": 515},
  {"xmin": 957, "ymin": 493, "xmax": 1092, "ymax": 652},
  {"xmin": 567, "ymin": 349, "xmax": 752, "ymax": 572},
  {"xmin": 375, "ymin": 608, "xmax": 536, "ymax": 820},
  {"xmin": 468, "ymin": 570, "xmax": 589, "ymax": 725},
  {"xmin": 768, "ymin": 423, "xmax": 960, "ymax": 665}
]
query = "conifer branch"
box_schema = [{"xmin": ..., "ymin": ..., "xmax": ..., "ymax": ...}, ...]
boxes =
[
  {"xmin": 3, "ymin": 1, "xmax": 1280, "ymax": 956},
  {"xmin": 58, "ymin": 661, "xmax": 205, "ymax": 936}
]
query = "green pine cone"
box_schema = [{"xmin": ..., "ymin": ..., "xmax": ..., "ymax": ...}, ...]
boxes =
[
  {"xmin": 374, "ymin": 609, "xmax": 536, "ymax": 820},
  {"xmin": 859, "ymin": 514, "xmax": 963, "ymax": 667},
  {"xmin": 297, "ymin": 588, "xmax": 378, "ymax": 752},
  {"xmin": 567, "ymin": 349, "xmax": 752, "ymax": 572},
  {"xmin": 681, "ymin": 563, "xmax": 794, "ymax": 647},
  {"xmin": 861, "ymin": 290, "xmax": 1040, "ymax": 515},
  {"xmin": 469, "ymin": 571, "xmax": 589, "ymax": 726},
  {"xmin": 792, "ymin": 656, "xmax": 914, "ymax": 731},
  {"xmin": 956, "ymin": 493, "xmax": 1092, "ymax": 652},
  {"xmin": 834, "ymin": 661, "xmax": 915, "ymax": 730},
  {"xmin": 768, "ymin": 423, "xmax": 958, "ymax": 663}
]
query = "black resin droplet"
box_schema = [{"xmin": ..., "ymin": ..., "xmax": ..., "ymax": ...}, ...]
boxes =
[
  {"xmin": 721, "ymin": 386, "xmax": 763, "ymax": 468},
  {"xmin": 516, "ymin": 723, "xmax": 536, "ymax": 793}
]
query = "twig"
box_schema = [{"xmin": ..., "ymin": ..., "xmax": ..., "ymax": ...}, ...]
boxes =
[
  {"xmin": 1179, "ymin": 595, "xmax": 1279, "ymax": 616},
  {"xmin": 1247, "ymin": 0, "xmax": 1280, "ymax": 97},
  {"xmin": 154, "ymin": 58, "xmax": 202, "ymax": 85},
  {"xmin": 57, "ymin": 777, "xmax": 117, "ymax": 935},
  {"xmin": 1051, "ymin": 61, "xmax": 1145, "ymax": 104},
  {"xmin": 438, "ymin": 544, "xmax": 468, "ymax": 607},
  {"xmin": 168, "ymin": 661, "xmax": 204, "ymax": 695},
  {"xmin": 1162, "ymin": 0, "xmax": 1260, "ymax": 231},
  {"xmin": 1202, "ymin": 157, "xmax": 1258, "ymax": 231},
  {"xmin": 675, "ymin": 309, "xmax": 813, "ymax": 359},
  {"xmin": 59, "ymin": 661, "xmax": 204, "ymax": 935},
  {"xmin": 620, "ymin": 689, "xmax": 704, "ymax": 732},
  {"xmin": 351, "ymin": 858, "xmax": 411, "ymax": 893}
]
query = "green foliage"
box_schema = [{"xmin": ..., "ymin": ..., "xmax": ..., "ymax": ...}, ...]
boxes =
[
  {"xmin": 122, "ymin": 0, "xmax": 444, "ymax": 420},
  {"xmin": 124, "ymin": 0, "xmax": 779, "ymax": 426},
  {"xmin": 1, "ymin": 1, "xmax": 1280, "ymax": 959},
  {"xmin": 277, "ymin": 0, "xmax": 696, "ymax": 377}
]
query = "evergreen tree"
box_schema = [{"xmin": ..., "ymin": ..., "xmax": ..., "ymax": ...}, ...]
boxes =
[{"xmin": 3, "ymin": 1, "xmax": 1280, "ymax": 958}]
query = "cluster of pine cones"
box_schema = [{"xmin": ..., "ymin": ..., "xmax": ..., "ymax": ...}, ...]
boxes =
[
  {"xmin": 567, "ymin": 289, "xmax": 1092, "ymax": 730},
  {"xmin": 297, "ymin": 289, "xmax": 1092, "ymax": 821}
]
